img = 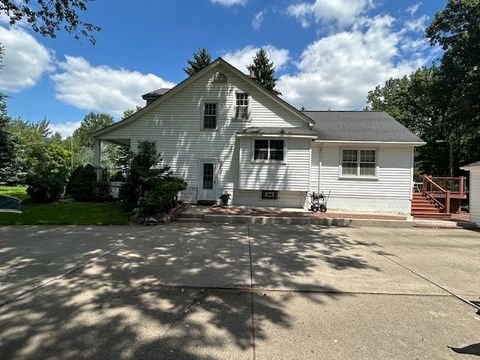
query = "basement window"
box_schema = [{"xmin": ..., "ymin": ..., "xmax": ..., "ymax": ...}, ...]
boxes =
[{"xmin": 261, "ymin": 190, "xmax": 278, "ymax": 200}]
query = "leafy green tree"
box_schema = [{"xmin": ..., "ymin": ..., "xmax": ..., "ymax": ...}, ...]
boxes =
[
  {"xmin": 425, "ymin": 0, "xmax": 480, "ymax": 170},
  {"xmin": 0, "ymin": 0, "xmax": 100, "ymax": 43},
  {"xmin": 122, "ymin": 106, "xmax": 143, "ymax": 119},
  {"xmin": 247, "ymin": 49, "xmax": 282, "ymax": 96},
  {"xmin": 0, "ymin": 104, "xmax": 23, "ymax": 184},
  {"xmin": 184, "ymin": 48, "xmax": 211, "ymax": 76},
  {"xmin": 72, "ymin": 112, "xmax": 114, "ymax": 148}
]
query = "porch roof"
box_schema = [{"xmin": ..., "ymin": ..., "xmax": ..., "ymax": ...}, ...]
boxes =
[{"xmin": 236, "ymin": 127, "xmax": 318, "ymax": 138}]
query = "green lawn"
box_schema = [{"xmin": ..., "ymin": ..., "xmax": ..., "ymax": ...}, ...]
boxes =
[
  {"xmin": 0, "ymin": 185, "xmax": 29, "ymax": 200},
  {"xmin": 0, "ymin": 186, "xmax": 130, "ymax": 225}
]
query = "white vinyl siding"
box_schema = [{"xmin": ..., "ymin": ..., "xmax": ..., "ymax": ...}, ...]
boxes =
[
  {"xmin": 469, "ymin": 168, "xmax": 480, "ymax": 225},
  {"xmin": 239, "ymin": 137, "xmax": 310, "ymax": 191},
  {"xmin": 96, "ymin": 65, "xmax": 308, "ymax": 202},
  {"xmin": 234, "ymin": 190, "xmax": 307, "ymax": 208},
  {"xmin": 318, "ymin": 144, "xmax": 414, "ymax": 213}
]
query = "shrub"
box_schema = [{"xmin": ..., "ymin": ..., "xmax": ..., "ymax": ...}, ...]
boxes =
[
  {"xmin": 138, "ymin": 177, "xmax": 187, "ymax": 217},
  {"xmin": 26, "ymin": 174, "xmax": 64, "ymax": 203},
  {"xmin": 66, "ymin": 164, "xmax": 98, "ymax": 201},
  {"xmin": 110, "ymin": 171, "xmax": 125, "ymax": 182},
  {"xmin": 121, "ymin": 141, "xmax": 172, "ymax": 211}
]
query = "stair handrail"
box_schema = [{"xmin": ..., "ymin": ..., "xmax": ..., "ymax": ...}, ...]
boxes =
[
  {"xmin": 422, "ymin": 175, "xmax": 448, "ymax": 212},
  {"xmin": 423, "ymin": 175, "xmax": 447, "ymax": 193}
]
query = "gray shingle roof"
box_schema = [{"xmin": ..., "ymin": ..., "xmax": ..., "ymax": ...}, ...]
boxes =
[
  {"xmin": 141, "ymin": 88, "xmax": 171, "ymax": 99},
  {"xmin": 237, "ymin": 127, "xmax": 318, "ymax": 137},
  {"xmin": 304, "ymin": 111, "xmax": 424, "ymax": 143}
]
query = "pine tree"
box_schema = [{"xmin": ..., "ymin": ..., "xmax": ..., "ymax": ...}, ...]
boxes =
[
  {"xmin": 184, "ymin": 48, "xmax": 211, "ymax": 76},
  {"xmin": 247, "ymin": 49, "xmax": 282, "ymax": 96}
]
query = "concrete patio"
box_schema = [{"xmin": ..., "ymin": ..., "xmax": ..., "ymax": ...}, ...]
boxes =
[{"xmin": 0, "ymin": 224, "xmax": 479, "ymax": 359}]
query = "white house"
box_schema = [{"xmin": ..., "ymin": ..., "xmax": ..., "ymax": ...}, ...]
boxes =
[
  {"xmin": 93, "ymin": 58, "xmax": 425, "ymax": 214},
  {"xmin": 460, "ymin": 161, "xmax": 480, "ymax": 225}
]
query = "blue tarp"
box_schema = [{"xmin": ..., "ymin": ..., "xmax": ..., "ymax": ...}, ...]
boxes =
[{"xmin": 0, "ymin": 195, "xmax": 22, "ymax": 213}]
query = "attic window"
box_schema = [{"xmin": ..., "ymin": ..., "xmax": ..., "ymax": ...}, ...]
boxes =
[
  {"xmin": 235, "ymin": 93, "xmax": 249, "ymax": 120},
  {"xmin": 212, "ymin": 72, "xmax": 227, "ymax": 84}
]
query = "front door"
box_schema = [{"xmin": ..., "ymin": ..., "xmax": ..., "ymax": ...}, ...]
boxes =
[{"xmin": 198, "ymin": 160, "xmax": 217, "ymax": 202}]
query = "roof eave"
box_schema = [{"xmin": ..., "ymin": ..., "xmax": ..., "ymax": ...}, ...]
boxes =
[
  {"xmin": 314, "ymin": 140, "xmax": 426, "ymax": 146},
  {"xmin": 236, "ymin": 133, "xmax": 318, "ymax": 139}
]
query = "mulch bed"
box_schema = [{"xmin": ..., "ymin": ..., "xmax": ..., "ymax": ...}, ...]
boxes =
[{"xmin": 208, "ymin": 206, "xmax": 407, "ymax": 221}]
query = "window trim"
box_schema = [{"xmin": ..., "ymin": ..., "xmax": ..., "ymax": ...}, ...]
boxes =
[
  {"xmin": 339, "ymin": 148, "xmax": 379, "ymax": 179},
  {"xmin": 251, "ymin": 138, "xmax": 287, "ymax": 164},
  {"xmin": 233, "ymin": 92, "xmax": 251, "ymax": 121},
  {"xmin": 200, "ymin": 101, "xmax": 218, "ymax": 131}
]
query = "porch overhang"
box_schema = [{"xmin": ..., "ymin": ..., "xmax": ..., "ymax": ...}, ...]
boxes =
[{"xmin": 236, "ymin": 127, "xmax": 318, "ymax": 139}]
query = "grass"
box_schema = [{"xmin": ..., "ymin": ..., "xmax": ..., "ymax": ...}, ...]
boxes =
[
  {"xmin": 0, "ymin": 185, "xmax": 29, "ymax": 200},
  {"xmin": 0, "ymin": 186, "xmax": 130, "ymax": 225}
]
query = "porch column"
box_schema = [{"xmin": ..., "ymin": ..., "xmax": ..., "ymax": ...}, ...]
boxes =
[{"xmin": 93, "ymin": 139, "xmax": 102, "ymax": 181}]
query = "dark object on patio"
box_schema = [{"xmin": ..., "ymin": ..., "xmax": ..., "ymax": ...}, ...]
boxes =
[
  {"xmin": 310, "ymin": 191, "xmax": 330, "ymax": 213},
  {"xmin": 0, "ymin": 195, "xmax": 22, "ymax": 213},
  {"xmin": 144, "ymin": 216, "xmax": 158, "ymax": 226},
  {"xmin": 219, "ymin": 192, "xmax": 231, "ymax": 206}
]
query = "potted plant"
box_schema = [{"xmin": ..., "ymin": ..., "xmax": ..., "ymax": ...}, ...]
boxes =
[{"xmin": 219, "ymin": 192, "xmax": 231, "ymax": 206}]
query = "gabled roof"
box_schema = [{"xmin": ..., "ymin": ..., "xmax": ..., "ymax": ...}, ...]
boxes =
[
  {"xmin": 94, "ymin": 57, "xmax": 314, "ymax": 138},
  {"xmin": 461, "ymin": 161, "xmax": 480, "ymax": 170},
  {"xmin": 304, "ymin": 111, "xmax": 425, "ymax": 144},
  {"xmin": 237, "ymin": 127, "xmax": 318, "ymax": 138}
]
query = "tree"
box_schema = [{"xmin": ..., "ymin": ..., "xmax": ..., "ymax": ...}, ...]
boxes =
[
  {"xmin": 425, "ymin": 0, "xmax": 480, "ymax": 170},
  {"xmin": 0, "ymin": 0, "xmax": 100, "ymax": 44},
  {"xmin": 247, "ymin": 49, "xmax": 282, "ymax": 96},
  {"xmin": 184, "ymin": 48, "xmax": 211, "ymax": 76},
  {"xmin": 72, "ymin": 112, "xmax": 114, "ymax": 148},
  {"xmin": 122, "ymin": 106, "xmax": 143, "ymax": 119},
  {"xmin": 0, "ymin": 103, "xmax": 23, "ymax": 184}
]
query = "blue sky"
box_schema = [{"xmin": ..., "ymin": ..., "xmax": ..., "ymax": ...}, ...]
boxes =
[{"xmin": 0, "ymin": 0, "xmax": 446, "ymax": 137}]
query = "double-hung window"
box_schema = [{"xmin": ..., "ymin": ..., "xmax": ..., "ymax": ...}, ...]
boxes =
[
  {"xmin": 254, "ymin": 139, "xmax": 284, "ymax": 162},
  {"xmin": 341, "ymin": 149, "xmax": 376, "ymax": 177},
  {"xmin": 203, "ymin": 103, "xmax": 217, "ymax": 129},
  {"xmin": 235, "ymin": 93, "xmax": 249, "ymax": 120}
]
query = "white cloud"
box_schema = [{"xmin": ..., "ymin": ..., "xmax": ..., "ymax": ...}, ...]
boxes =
[
  {"xmin": 210, "ymin": 0, "xmax": 247, "ymax": 6},
  {"xmin": 252, "ymin": 11, "xmax": 265, "ymax": 30},
  {"xmin": 51, "ymin": 56, "xmax": 175, "ymax": 115},
  {"xmin": 222, "ymin": 45, "xmax": 290, "ymax": 73},
  {"xmin": 278, "ymin": 15, "xmax": 424, "ymax": 109},
  {"xmin": 287, "ymin": 0, "xmax": 373, "ymax": 28},
  {"xmin": 0, "ymin": 26, "xmax": 53, "ymax": 92},
  {"xmin": 407, "ymin": 3, "xmax": 421, "ymax": 16},
  {"xmin": 49, "ymin": 121, "xmax": 82, "ymax": 138},
  {"xmin": 404, "ymin": 14, "xmax": 429, "ymax": 32}
]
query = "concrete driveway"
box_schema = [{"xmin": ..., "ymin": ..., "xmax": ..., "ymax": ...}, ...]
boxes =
[{"xmin": 0, "ymin": 224, "xmax": 479, "ymax": 359}]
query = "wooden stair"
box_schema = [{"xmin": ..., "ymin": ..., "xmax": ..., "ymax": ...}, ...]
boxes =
[{"xmin": 411, "ymin": 193, "xmax": 451, "ymax": 219}]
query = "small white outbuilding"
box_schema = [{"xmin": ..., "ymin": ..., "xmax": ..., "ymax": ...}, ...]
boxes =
[{"xmin": 460, "ymin": 161, "xmax": 480, "ymax": 226}]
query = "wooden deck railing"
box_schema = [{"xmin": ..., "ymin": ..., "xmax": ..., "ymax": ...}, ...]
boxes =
[{"xmin": 421, "ymin": 175, "xmax": 467, "ymax": 214}]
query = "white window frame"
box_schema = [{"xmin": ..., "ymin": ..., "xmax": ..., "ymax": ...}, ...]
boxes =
[
  {"xmin": 339, "ymin": 148, "xmax": 378, "ymax": 179},
  {"xmin": 252, "ymin": 138, "xmax": 287, "ymax": 164},
  {"xmin": 234, "ymin": 92, "xmax": 250, "ymax": 121},
  {"xmin": 200, "ymin": 101, "xmax": 218, "ymax": 131}
]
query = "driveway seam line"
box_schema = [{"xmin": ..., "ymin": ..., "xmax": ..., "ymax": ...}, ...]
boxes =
[
  {"xmin": 247, "ymin": 224, "xmax": 256, "ymax": 360},
  {"xmin": 374, "ymin": 252, "xmax": 480, "ymax": 311}
]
